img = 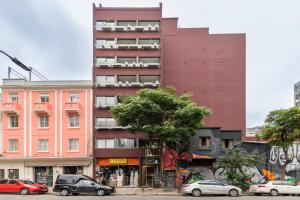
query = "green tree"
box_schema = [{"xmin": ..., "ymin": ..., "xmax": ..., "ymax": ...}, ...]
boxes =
[
  {"xmin": 111, "ymin": 87, "xmax": 211, "ymax": 148},
  {"xmin": 216, "ymin": 143, "xmax": 260, "ymax": 191},
  {"xmin": 257, "ymin": 107, "xmax": 300, "ymax": 180}
]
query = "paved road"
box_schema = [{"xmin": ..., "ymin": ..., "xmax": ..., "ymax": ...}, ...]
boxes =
[{"xmin": 1, "ymin": 195, "xmax": 300, "ymax": 200}]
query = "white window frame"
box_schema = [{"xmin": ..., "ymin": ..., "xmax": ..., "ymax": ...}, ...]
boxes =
[
  {"xmin": 9, "ymin": 116, "xmax": 18, "ymax": 128},
  {"xmin": 40, "ymin": 95, "xmax": 49, "ymax": 103},
  {"xmin": 8, "ymin": 139, "xmax": 18, "ymax": 152},
  {"xmin": 39, "ymin": 116, "xmax": 49, "ymax": 128},
  {"xmin": 38, "ymin": 139, "xmax": 49, "ymax": 152},
  {"xmin": 96, "ymin": 139, "xmax": 116, "ymax": 148},
  {"xmin": 69, "ymin": 115, "xmax": 79, "ymax": 128},
  {"xmin": 9, "ymin": 94, "xmax": 18, "ymax": 103},
  {"xmin": 69, "ymin": 138, "xmax": 79, "ymax": 151},
  {"xmin": 69, "ymin": 94, "xmax": 80, "ymax": 103},
  {"xmin": 96, "ymin": 96, "xmax": 116, "ymax": 107}
]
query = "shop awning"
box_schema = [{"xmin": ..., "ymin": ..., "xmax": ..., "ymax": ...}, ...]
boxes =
[{"xmin": 192, "ymin": 154, "xmax": 214, "ymax": 159}]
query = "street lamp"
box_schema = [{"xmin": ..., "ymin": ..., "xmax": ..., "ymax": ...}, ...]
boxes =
[{"xmin": 0, "ymin": 50, "xmax": 31, "ymax": 71}]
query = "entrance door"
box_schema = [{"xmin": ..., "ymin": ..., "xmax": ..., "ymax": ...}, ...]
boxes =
[{"xmin": 34, "ymin": 167, "xmax": 53, "ymax": 187}]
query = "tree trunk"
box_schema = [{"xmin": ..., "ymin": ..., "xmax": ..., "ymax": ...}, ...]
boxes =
[{"xmin": 280, "ymin": 165, "xmax": 286, "ymax": 180}]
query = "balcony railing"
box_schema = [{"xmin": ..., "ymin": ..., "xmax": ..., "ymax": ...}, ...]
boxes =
[
  {"xmin": 64, "ymin": 102, "xmax": 81, "ymax": 114},
  {"xmin": 95, "ymin": 22, "xmax": 160, "ymax": 32},
  {"xmin": 96, "ymin": 61, "xmax": 160, "ymax": 68},
  {"xmin": 95, "ymin": 40, "xmax": 160, "ymax": 50},
  {"xmin": 96, "ymin": 80, "xmax": 160, "ymax": 88},
  {"xmin": 33, "ymin": 102, "xmax": 51, "ymax": 115},
  {"xmin": 0, "ymin": 102, "xmax": 21, "ymax": 115},
  {"xmin": 95, "ymin": 121, "xmax": 127, "ymax": 129}
]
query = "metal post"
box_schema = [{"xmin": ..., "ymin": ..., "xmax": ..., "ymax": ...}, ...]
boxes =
[{"xmin": 8, "ymin": 67, "xmax": 11, "ymax": 79}]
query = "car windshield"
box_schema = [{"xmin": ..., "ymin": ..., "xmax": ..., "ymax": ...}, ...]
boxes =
[{"xmin": 19, "ymin": 180, "xmax": 35, "ymax": 184}]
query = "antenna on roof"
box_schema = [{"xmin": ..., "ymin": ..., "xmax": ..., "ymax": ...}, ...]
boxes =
[
  {"xmin": 30, "ymin": 67, "xmax": 48, "ymax": 81},
  {"xmin": 8, "ymin": 67, "xmax": 28, "ymax": 80}
]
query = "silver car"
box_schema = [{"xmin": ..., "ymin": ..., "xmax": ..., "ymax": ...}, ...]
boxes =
[{"xmin": 181, "ymin": 180, "xmax": 242, "ymax": 197}]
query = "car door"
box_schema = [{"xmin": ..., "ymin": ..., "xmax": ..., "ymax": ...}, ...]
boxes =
[
  {"xmin": 7, "ymin": 180, "xmax": 21, "ymax": 193},
  {"xmin": 197, "ymin": 180, "xmax": 211, "ymax": 194},
  {"xmin": 209, "ymin": 181, "xmax": 227, "ymax": 194},
  {"xmin": 78, "ymin": 180, "xmax": 96, "ymax": 194},
  {"xmin": 0, "ymin": 180, "xmax": 8, "ymax": 192}
]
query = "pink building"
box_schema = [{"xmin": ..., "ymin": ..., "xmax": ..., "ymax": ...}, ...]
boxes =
[{"xmin": 0, "ymin": 79, "xmax": 93, "ymax": 187}]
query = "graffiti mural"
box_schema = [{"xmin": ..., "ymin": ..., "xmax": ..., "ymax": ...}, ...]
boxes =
[{"xmin": 269, "ymin": 144, "xmax": 300, "ymax": 173}]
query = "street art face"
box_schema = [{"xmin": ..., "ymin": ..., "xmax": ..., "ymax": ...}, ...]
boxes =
[{"xmin": 269, "ymin": 144, "xmax": 300, "ymax": 173}]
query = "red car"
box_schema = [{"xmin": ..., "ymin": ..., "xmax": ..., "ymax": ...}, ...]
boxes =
[{"xmin": 0, "ymin": 179, "xmax": 48, "ymax": 195}]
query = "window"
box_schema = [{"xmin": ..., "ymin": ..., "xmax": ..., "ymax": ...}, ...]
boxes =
[
  {"xmin": 199, "ymin": 137, "xmax": 211, "ymax": 148},
  {"xmin": 95, "ymin": 118, "xmax": 117, "ymax": 128},
  {"xmin": 69, "ymin": 94, "xmax": 80, "ymax": 103},
  {"xmin": 221, "ymin": 139, "xmax": 234, "ymax": 149},
  {"xmin": 0, "ymin": 179, "xmax": 7, "ymax": 184},
  {"xmin": 9, "ymin": 94, "xmax": 18, "ymax": 103},
  {"xmin": 117, "ymin": 138, "xmax": 136, "ymax": 148},
  {"xmin": 0, "ymin": 169, "xmax": 4, "ymax": 179},
  {"xmin": 9, "ymin": 116, "xmax": 18, "ymax": 128},
  {"xmin": 8, "ymin": 169, "xmax": 19, "ymax": 179},
  {"xmin": 8, "ymin": 180, "xmax": 18, "ymax": 184},
  {"xmin": 39, "ymin": 116, "xmax": 49, "ymax": 128},
  {"xmin": 96, "ymin": 76, "xmax": 116, "ymax": 86},
  {"xmin": 96, "ymin": 139, "xmax": 115, "ymax": 148},
  {"xmin": 69, "ymin": 116, "xmax": 79, "ymax": 127},
  {"xmin": 96, "ymin": 96, "xmax": 115, "ymax": 107},
  {"xmin": 40, "ymin": 95, "xmax": 49, "ymax": 103},
  {"xmin": 8, "ymin": 139, "xmax": 18, "ymax": 152},
  {"xmin": 69, "ymin": 139, "xmax": 79, "ymax": 151},
  {"xmin": 38, "ymin": 139, "xmax": 49, "ymax": 152}
]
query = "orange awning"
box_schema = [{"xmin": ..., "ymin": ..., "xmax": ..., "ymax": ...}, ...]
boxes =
[{"xmin": 192, "ymin": 154, "xmax": 214, "ymax": 159}]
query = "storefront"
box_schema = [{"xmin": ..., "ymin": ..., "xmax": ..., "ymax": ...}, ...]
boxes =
[
  {"xmin": 34, "ymin": 167, "xmax": 53, "ymax": 187},
  {"xmin": 96, "ymin": 158, "xmax": 140, "ymax": 187}
]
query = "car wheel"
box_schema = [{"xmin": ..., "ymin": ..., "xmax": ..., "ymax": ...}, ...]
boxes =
[
  {"xmin": 192, "ymin": 189, "xmax": 201, "ymax": 197},
  {"xmin": 229, "ymin": 189, "xmax": 239, "ymax": 197},
  {"xmin": 270, "ymin": 189, "xmax": 279, "ymax": 196},
  {"xmin": 97, "ymin": 189, "xmax": 106, "ymax": 196},
  {"xmin": 60, "ymin": 189, "xmax": 69, "ymax": 196},
  {"xmin": 20, "ymin": 188, "xmax": 29, "ymax": 195}
]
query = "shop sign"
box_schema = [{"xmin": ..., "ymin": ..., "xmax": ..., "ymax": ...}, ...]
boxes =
[{"xmin": 109, "ymin": 158, "xmax": 127, "ymax": 164}]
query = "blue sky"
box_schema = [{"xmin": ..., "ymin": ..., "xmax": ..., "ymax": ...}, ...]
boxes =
[{"xmin": 0, "ymin": 0, "xmax": 299, "ymax": 127}]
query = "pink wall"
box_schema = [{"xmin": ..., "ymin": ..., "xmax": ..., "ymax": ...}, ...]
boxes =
[{"xmin": 1, "ymin": 87, "xmax": 93, "ymax": 158}]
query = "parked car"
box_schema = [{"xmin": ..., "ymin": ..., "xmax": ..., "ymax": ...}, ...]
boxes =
[
  {"xmin": 181, "ymin": 180, "xmax": 242, "ymax": 197},
  {"xmin": 0, "ymin": 179, "xmax": 47, "ymax": 195},
  {"xmin": 249, "ymin": 181, "xmax": 300, "ymax": 196},
  {"xmin": 53, "ymin": 174, "xmax": 115, "ymax": 196}
]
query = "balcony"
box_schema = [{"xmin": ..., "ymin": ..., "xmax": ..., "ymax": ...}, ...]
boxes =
[
  {"xmin": 95, "ymin": 57, "xmax": 160, "ymax": 68},
  {"xmin": 96, "ymin": 39, "xmax": 160, "ymax": 50},
  {"xmin": 64, "ymin": 102, "xmax": 81, "ymax": 114},
  {"xmin": 33, "ymin": 102, "xmax": 51, "ymax": 115},
  {"xmin": 95, "ymin": 75, "xmax": 160, "ymax": 88},
  {"xmin": 95, "ymin": 20, "xmax": 160, "ymax": 32},
  {"xmin": 95, "ymin": 118, "xmax": 126, "ymax": 129},
  {"xmin": 0, "ymin": 102, "xmax": 21, "ymax": 115}
]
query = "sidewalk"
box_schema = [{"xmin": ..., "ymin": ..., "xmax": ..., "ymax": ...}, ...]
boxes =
[{"xmin": 114, "ymin": 187, "xmax": 181, "ymax": 196}]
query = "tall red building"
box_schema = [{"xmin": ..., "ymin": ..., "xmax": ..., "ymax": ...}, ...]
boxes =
[{"xmin": 93, "ymin": 3, "xmax": 245, "ymax": 187}]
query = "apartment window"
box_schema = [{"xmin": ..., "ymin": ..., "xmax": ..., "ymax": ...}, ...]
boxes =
[
  {"xmin": 96, "ymin": 39, "xmax": 115, "ymax": 48},
  {"xmin": 69, "ymin": 94, "xmax": 80, "ymax": 102},
  {"xmin": 221, "ymin": 139, "xmax": 234, "ymax": 149},
  {"xmin": 8, "ymin": 139, "xmax": 18, "ymax": 152},
  {"xmin": 96, "ymin": 57, "xmax": 115, "ymax": 65},
  {"xmin": 199, "ymin": 137, "xmax": 211, "ymax": 149},
  {"xmin": 39, "ymin": 116, "xmax": 49, "ymax": 128},
  {"xmin": 138, "ymin": 39, "xmax": 160, "ymax": 45},
  {"xmin": 96, "ymin": 96, "xmax": 115, "ymax": 107},
  {"xmin": 138, "ymin": 21, "xmax": 160, "ymax": 27},
  {"xmin": 69, "ymin": 115, "xmax": 79, "ymax": 127},
  {"xmin": 96, "ymin": 139, "xmax": 115, "ymax": 148},
  {"xmin": 9, "ymin": 116, "xmax": 18, "ymax": 128},
  {"xmin": 0, "ymin": 169, "xmax": 4, "ymax": 179},
  {"xmin": 38, "ymin": 139, "xmax": 49, "ymax": 152},
  {"xmin": 117, "ymin": 138, "xmax": 137, "ymax": 148},
  {"xmin": 9, "ymin": 94, "xmax": 18, "ymax": 103},
  {"xmin": 8, "ymin": 169, "xmax": 19, "ymax": 179},
  {"xmin": 95, "ymin": 118, "xmax": 117, "ymax": 128},
  {"xmin": 40, "ymin": 95, "xmax": 49, "ymax": 103},
  {"xmin": 69, "ymin": 139, "xmax": 79, "ymax": 151}
]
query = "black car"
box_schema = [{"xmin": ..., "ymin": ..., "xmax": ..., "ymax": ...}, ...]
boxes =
[{"xmin": 53, "ymin": 174, "xmax": 115, "ymax": 196}]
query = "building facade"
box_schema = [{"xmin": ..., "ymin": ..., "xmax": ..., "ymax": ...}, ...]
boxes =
[
  {"xmin": 295, "ymin": 81, "xmax": 300, "ymax": 107},
  {"xmin": 93, "ymin": 3, "xmax": 245, "ymax": 187},
  {"xmin": 0, "ymin": 79, "xmax": 93, "ymax": 187}
]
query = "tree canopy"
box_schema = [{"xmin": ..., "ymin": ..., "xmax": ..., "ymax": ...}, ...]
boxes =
[
  {"xmin": 216, "ymin": 142, "xmax": 260, "ymax": 190},
  {"xmin": 257, "ymin": 107, "xmax": 300, "ymax": 179},
  {"xmin": 111, "ymin": 87, "xmax": 211, "ymax": 147}
]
